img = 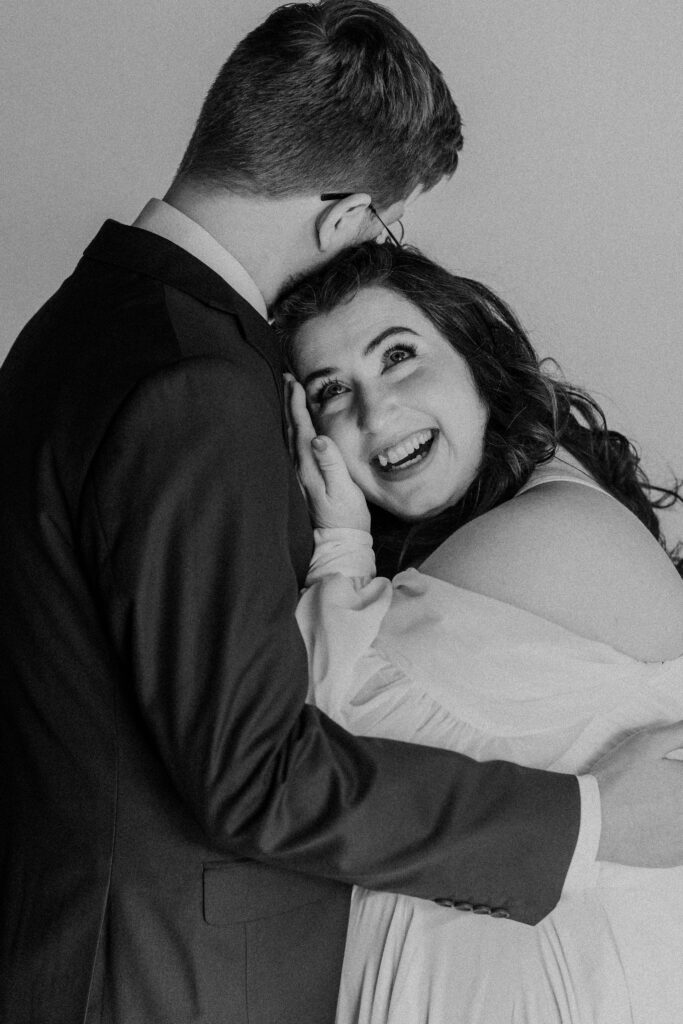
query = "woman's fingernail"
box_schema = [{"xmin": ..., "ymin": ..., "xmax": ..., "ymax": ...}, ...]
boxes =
[{"xmin": 311, "ymin": 436, "xmax": 327, "ymax": 451}]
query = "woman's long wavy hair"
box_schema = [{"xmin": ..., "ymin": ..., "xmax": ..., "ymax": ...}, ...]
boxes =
[{"xmin": 275, "ymin": 242, "xmax": 682, "ymax": 577}]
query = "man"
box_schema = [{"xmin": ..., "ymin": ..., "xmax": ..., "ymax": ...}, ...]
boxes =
[{"xmin": 1, "ymin": 2, "xmax": 682, "ymax": 1022}]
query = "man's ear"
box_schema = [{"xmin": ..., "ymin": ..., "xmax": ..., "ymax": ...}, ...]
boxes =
[{"xmin": 316, "ymin": 193, "xmax": 372, "ymax": 253}]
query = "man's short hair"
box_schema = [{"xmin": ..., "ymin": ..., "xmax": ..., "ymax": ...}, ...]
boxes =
[{"xmin": 176, "ymin": 0, "xmax": 463, "ymax": 208}]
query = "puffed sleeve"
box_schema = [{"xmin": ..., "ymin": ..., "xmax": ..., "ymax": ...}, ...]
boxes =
[{"xmin": 297, "ymin": 527, "xmax": 394, "ymax": 719}]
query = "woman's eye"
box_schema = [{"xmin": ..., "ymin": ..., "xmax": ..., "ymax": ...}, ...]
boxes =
[
  {"xmin": 384, "ymin": 342, "xmax": 416, "ymax": 367},
  {"xmin": 315, "ymin": 378, "xmax": 348, "ymax": 404}
]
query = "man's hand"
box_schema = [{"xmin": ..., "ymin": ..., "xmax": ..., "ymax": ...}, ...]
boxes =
[
  {"xmin": 593, "ymin": 722, "xmax": 683, "ymax": 866},
  {"xmin": 285, "ymin": 375, "xmax": 370, "ymax": 532}
]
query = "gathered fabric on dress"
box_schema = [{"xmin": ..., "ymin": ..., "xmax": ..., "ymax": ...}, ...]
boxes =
[{"xmin": 296, "ymin": 461, "xmax": 683, "ymax": 1024}]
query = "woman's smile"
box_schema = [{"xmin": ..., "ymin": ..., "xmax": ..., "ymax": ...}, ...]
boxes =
[
  {"xmin": 292, "ymin": 286, "xmax": 488, "ymax": 520},
  {"xmin": 372, "ymin": 427, "xmax": 437, "ymax": 473}
]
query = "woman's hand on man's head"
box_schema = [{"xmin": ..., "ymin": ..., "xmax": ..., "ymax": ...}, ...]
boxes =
[{"xmin": 285, "ymin": 374, "xmax": 370, "ymax": 533}]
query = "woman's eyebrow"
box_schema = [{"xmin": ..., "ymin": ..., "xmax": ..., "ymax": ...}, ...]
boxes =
[
  {"xmin": 363, "ymin": 326, "xmax": 418, "ymax": 357},
  {"xmin": 302, "ymin": 366, "xmax": 336, "ymax": 388},
  {"xmin": 302, "ymin": 326, "xmax": 419, "ymax": 388}
]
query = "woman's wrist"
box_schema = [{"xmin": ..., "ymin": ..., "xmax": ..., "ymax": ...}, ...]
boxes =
[{"xmin": 306, "ymin": 527, "xmax": 376, "ymax": 586}]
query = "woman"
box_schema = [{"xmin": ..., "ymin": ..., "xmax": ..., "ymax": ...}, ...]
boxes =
[{"xmin": 274, "ymin": 241, "xmax": 683, "ymax": 1024}]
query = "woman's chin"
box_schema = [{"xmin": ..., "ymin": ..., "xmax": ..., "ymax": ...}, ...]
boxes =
[
  {"xmin": 368, "ymin": 470, "xmax": 479, "ymax": 522},
  {"xmin": 373, "ymin": 495, "xmax": 456, "ymax": 522}
]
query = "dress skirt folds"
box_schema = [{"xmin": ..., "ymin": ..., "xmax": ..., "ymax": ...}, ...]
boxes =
[{"xmin": 298, "ymin": 557, "xmax": 683, "ymax": 1024}]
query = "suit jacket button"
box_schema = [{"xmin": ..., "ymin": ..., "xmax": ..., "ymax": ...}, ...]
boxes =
[
  {"xmin": 434, "ymin": 897, "xmax": 455, "ymax": 908},
  {"xmin": 491, "ymin": 908, "xmax": 510, "ymax": 919},
  {"xmin": 472, "ymin": 905, "xmax": 491, "ymax": 915},
  {"xmin": 452, "ymin": 901, "xmax": 473, "ymax": 912}
]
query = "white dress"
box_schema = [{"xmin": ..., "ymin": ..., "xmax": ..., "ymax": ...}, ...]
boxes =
[{"xmin": 296, "ymin": 463, "xmax": 683, "ymax": 1024}]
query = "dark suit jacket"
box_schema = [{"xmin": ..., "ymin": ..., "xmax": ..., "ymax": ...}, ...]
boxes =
[{"xmin": 0, "ymin": 221, "xmax": 580, "ymax": 1024}]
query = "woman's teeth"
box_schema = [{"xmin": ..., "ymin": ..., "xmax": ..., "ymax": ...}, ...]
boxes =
[{"xmin": 376, "ymin": 429, "xmax": 435, "ymax": 470}]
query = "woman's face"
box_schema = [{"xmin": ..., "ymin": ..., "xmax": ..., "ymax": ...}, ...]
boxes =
[{"xmin": 292, "ymin": 286, "xmax": 489, "ymax": 520}]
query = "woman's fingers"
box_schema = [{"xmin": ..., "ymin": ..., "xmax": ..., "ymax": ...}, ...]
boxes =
[
  {"xmin": 292, "ymin": 388, "xmax": 348, "ymax": 496},
  {"xmin": 283, "ymin": 374, "xmax": 296, "ymax": 462},
  {"xmin": 310, "ymin": 435, "xmax": 350, "ymax": 488},
  {"xmin": 287, "ymin": 377, "xmax": 322, "ymax": 490},
  {"xmin": 311, "ymin": 436, "xmax": 371, "ymax": 532},
  {"xmin": 289, "ymin": 379, "xmax": 315, "ymax": 453},
  {"xmin": 285, "ymin": 377, "xmax": 370, "ymax": 530}
]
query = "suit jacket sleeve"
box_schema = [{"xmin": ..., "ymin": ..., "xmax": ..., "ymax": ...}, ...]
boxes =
[{"xmin": 80, "ymin": 354, "xmax": 580, "ymax": 925}]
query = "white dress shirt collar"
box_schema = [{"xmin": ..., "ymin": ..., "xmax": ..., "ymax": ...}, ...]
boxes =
[{"xmin": 132, "ymin": 198, "xmax": 268, "ymax": 320}]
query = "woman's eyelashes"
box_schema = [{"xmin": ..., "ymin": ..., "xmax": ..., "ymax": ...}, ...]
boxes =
[
  {"xmin": 309, "ymin": 341, "xmax": 419, "ymax": 407},
  {"xmin": 382, "ymin": 341, "xmax": 417, "ymax": 366},
  {"xmin": 312, "ymin": 377, "xmax": 348, "ymax": 406}
]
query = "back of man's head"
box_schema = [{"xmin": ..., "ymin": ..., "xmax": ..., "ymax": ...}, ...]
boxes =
[{"xmin": 176, "ymin": 0, "xmax": 463, "ymax": 208}]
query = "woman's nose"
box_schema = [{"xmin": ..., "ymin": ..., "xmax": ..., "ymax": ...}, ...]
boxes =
[{"xmin": 355, "ymin": 382, "xmax": 397, "ymax": 432}]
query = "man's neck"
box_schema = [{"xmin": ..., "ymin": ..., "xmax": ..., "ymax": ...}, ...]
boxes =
[{"xmin": 163, "ymin": 182, "xmax": 319, "ymax": 311}]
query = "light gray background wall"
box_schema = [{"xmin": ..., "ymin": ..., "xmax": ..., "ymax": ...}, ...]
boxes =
[{"xmin": 2, "ymin": 0, "xmax": 681, "ymax": 544}]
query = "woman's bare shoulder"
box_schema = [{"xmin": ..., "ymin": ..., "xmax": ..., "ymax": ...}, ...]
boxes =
[{"xmin": 420, "ymin": 482, "xmax": 683, "ymax": 661}]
